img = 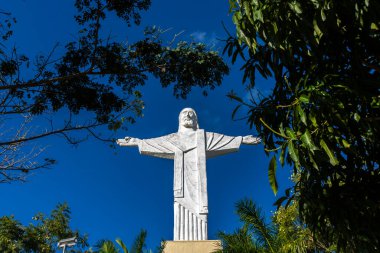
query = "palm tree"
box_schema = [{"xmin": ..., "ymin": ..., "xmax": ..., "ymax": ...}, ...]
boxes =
[
  {"xmin": 217, "ymin": 199, "xmax": 278, "ymax": 253},
  {"xmin": 216, "ymin": 226, "xmax": 263, "ymax": 253},
  {"xmin": 217, "ymin": 199, "xmax": 333, "ymax": 253},
  {"xmin": 95, "ymin": 239, "xmax": 120, "ymax": 253},
  {"xmin": 93, "ymin": 229, "xmax": 164, "ymax": 253},
  {"xmin": 129, "ymin": 229, "xmax": 147, "ymax": 253}
]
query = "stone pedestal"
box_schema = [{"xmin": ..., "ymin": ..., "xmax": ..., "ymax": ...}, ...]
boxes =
[{"xmin": 163, "ymin": 240, "xmax": 222, "ymax": 253}]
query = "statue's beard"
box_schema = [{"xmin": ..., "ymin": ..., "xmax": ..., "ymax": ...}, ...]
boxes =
[{"xmin": 182, "ymin": 118, "xmax": 194, "ymax": 128}]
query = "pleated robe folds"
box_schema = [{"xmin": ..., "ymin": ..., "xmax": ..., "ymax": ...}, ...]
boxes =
[{"xmin": 138, "ymin": 129, "xmax": 242, "ymax": 240}]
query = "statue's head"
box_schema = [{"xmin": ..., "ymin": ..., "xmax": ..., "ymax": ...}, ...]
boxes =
[{"xmin": 178, "ymin": 108, "xmax": 199, "ymax": 132}]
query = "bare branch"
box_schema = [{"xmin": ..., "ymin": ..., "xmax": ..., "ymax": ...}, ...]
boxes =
[{"xmin": 0, "ymin": 122, "xmax": 105, "ymax": 146}]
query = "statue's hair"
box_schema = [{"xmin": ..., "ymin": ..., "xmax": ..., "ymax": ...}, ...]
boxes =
[{"xmin": 178, "ymin": 108, "xmax": 199, "ymax": 131}]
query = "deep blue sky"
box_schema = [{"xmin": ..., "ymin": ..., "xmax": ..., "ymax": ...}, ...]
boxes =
[{"xmin": 0, "ymin": 0, "xmax": 292, "ymax": 250}]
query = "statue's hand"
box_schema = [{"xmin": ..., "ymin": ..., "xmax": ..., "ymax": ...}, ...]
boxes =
[
  {"xmin": 116, "ymin": 137, "xmax": 141, "ymax": 147},
  {"xmin": 242, "ymin": 135, "xmax": 261, "ymax": 145}
]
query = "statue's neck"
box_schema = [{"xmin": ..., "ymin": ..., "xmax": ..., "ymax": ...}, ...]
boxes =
[
  {"xmin": 178, "ymin": 126, "xmax": 197, "ymax": 134},
  {"xmin": 178, "ymin": 129, "xmax": 197, "ymax": 148}
]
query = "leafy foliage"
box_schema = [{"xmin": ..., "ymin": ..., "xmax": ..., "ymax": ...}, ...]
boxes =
[
  {"xmin": 217, "ymin": 199, "xmax": 330, "ymax": 253},
  {"xmin": 226, "ymin": 0, "xmax": 380, "ymax": 251},
  {"xmin": 94, "ymin": 240, "xmax": 120, "ymax": 253},
  {"xmin": 273, "ymin": 200, "xmax": 335, "ymax": 252},
  {"xmin": 0, "ymin": 1, "xmax": 229, "ymax": 182},
  {"xmin": 94, "ymin": 229, "xmax": 164, "ymax": 253},
  {"xmin": 217, "ymin": 199, "xmax": 276, "ymax": 253},
  {"xmin": 0, "ymin": 203, "xmax": 87, "ymax": 252},
  {"xmin": 217, "ymin": 226, "xmax": 259, "ymax": 253},
  {"xmin": 129, "ymin": 229, "xmax": 147, "ymax": 253},
  {"xmin": 0, "ymin": 204, "xmax": 168, "ymax": 253}
]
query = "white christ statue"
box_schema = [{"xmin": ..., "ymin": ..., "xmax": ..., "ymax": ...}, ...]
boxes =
[{"xmin": 117, "ymin": 108, "xmax": 260, "ymax": 241}]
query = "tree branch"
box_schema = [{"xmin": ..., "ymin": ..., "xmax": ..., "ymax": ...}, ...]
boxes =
[{"xmin": 0, "ymin": 122, "xmax": 105, "ymax": 146}]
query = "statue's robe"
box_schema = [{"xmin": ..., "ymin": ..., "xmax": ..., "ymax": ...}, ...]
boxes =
[{"xmin": 137, "ymin": 129, "xmax": 242, "ymax": 240}]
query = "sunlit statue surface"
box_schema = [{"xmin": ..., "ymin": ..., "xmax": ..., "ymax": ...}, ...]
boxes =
[{"xmin": 117, "ymin": 108, "xmax": 260, "ymax": 241}]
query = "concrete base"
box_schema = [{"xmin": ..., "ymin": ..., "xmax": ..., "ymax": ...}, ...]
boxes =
[{"xmin": 163, "ymin": 240, "xmax": 222, "ymax": 253}]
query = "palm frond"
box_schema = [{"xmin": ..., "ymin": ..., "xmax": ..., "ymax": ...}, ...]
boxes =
[
  {"xmin": 130, "ymin": 229, "xmax": 147, "ymax": 253},
  {"xmin": 156, "ymin": 240, "xmax": 166, "ymax": 253},
  {"xmin": 116, "ymin": 238, "xmax": 128, "ymax": 253},
  {"xmin": 236, "ymin": 199, "xmax": 276, "ymax": 252},
  {"xmin": 217, "ymin": 226, "xmax": 262, "ymax": 253},
  {"xmin": 94, "ymin": 239, "xmax": 119, "ymax": 253}
]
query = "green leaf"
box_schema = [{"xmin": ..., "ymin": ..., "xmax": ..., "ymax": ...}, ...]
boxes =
[
  {"xmin": 231, "ymin": 104, "xmax": 242, "ymax": 119},
  {"xmin": 320, "ymin": 139, "xmax": 339, "ymax": 166},
  {"xmin": 354, "ymin": 113, "xmax": 360, "ymax": 122},
  {"xmin": 254, "ymin": 9, "xmax": 263, "ymax": 22},
  {"xmin": 228, "ymin": 0, "xmax": 237, "ymax": 13},
  {"xmin": 313, "ymin": 19, "xmax": 323, "ymax": 39},
  {"xmin": 309, "ymin": 112, "xmax": 317, "ymax": 127},
  {"xmin": 273, "ymin": 196, "xmax": 288, "ymax": 209},
  {"xmin": 342, "ymin": 139, "xmax": 351, "ymax": 148},
  {"xmin": 116, "ymin": 238, "xmax": 129, "ymax": 253},
  {"xmin": 232, "ymin": 13, "xmax": 239, "ymax": 25},
  {"xmin": 300, "ymin": 130, "xmax": 318, "ymax": 151},
  {"xmin": 227, "ymin": 92, "xmax": 243, "ymax": 103},
  {"xmin": 243, "ymin": 1, "xmax": 252, "ymax": 21},
  {"xmin": 299, "ymin": 94, "xmax": 310, "ymax": 103},
  {"xmin": 279, "ymin": 124, "xmax": 286, "ymax": 137},
  {"xmin": 308, "ymin": 152, "xmax": 319, "ymax": 170},
  {"xmin": 288, "ymin": 140, "xmax": 299, "ymax": 165},
  {"xmin": 273, "ymin": 22, "xmax": 278, "ymax": 34},
  {"xmin": 279, "ymin": 144, "xmax": 286, "ymax": 167},
  {"xmin": 321, "ymin": 8, "xmax": 326, "ymax": 21},
  {"xmin": 268, "ymin": 155, "xmax": 278, "ymax": 195},
  {"xmin": 371, "ymin": 22, "xmax": 379, "ymax": 30},
  {"xmin": 286, "ymin": 127, "xmax": 296, "ymax": 140},
  {"xmin": 289, "ymin": 2, "xmax": 302, "ymax": 14},
  {"xmin": 232, "ymin": 48, "xmax": 239, "ymax": 64},
  {"xmin": 297, "ymin": 104, "xmax": 307, "ymax": 125}
]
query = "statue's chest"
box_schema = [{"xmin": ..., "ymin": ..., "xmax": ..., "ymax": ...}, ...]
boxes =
[
  {"xmin": 165, "ymin": 132, "xmax": 200, "ymax": 152},
  {"xmin": 179, "ymin": 132, "xmax": 197, "ymax": 151}
]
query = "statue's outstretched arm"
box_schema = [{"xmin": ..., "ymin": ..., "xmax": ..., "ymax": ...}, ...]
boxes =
[
  {"xmin": 242, "ymin": 135, "xmax": 261, "ymax": 145},
  {"xmin": 116, "ymin": 137, "xmax": 141, "ymax": 147}
]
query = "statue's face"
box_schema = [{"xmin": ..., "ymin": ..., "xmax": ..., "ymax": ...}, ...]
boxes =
[{"xmin": 179, "ymin": 108, "xmax": 197, "ymax": 129}]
